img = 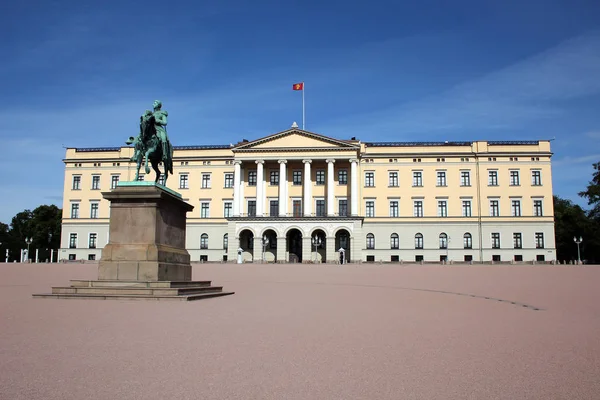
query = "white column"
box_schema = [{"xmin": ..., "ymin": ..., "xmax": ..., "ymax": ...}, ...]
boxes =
[
  {"xmin": 233, "ymin": 161, "xmax": 241, "ymax": 216},
  {"xmin": 50, "ymin": 249, "xmax": 54, "ymax": 263},
  {"xmin": 350, "ymin": 159, "xmax": 359, "ymax": 216},
  {"xmin": 303, "ymin": 159, "xmax": 312, "ymax": 216},
  {"xmin": 327, "ymin": 159, "xmax": 335, "ymax": 216},
  {"xmin": 256, "ymin": 160, "xmax": 264, "ymax": 216},
  {"xmin": 279, "ymin": 160, "xmax": 287, "ymax": 217},
  {"xmin": 239, "ymin": 166, "xmax": 245, "ymax": 215}
]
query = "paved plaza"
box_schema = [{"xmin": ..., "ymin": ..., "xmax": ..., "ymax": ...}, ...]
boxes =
[{"xmin": 1, "ymin": 262, "xmax": 599, "ymax": 400}]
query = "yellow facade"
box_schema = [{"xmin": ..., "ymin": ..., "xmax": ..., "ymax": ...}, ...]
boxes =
[{"xmin": 60, "ymin": 128, "xmax": 555, "ymax": 264}]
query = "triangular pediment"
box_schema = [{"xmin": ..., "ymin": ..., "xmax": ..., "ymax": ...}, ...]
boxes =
[{"xmin": 233, "ymin": 129, "xmax": 359, "ymax": 151}]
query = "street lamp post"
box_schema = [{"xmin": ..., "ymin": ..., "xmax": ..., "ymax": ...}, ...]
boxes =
[
  {"xmin": 573, "ymin": 236, "xmax": 583, "ymax": 265},
  {"xmin": 25, "ymin": 237, "xmax": 32, "ymax": 263},
  {"xmin": 312, "ymin": 235, "xmax": 322, "ymax": 263},
  {"xmin": 47, "ymin": 232, "xmax": 53, "ymax": 263},
  {"xmin": 261, "ymin": 235, "xmax": 269, "ymax": 263}
]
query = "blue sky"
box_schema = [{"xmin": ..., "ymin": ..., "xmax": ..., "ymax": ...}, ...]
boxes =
[{"xmin": 1, "ymin": 0, "xmax": 600, "ymax": 224}]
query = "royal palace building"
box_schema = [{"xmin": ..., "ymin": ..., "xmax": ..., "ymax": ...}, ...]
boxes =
[{"xmin": 59, "ymin": 127, "xmax": 556, "ymax": 263}]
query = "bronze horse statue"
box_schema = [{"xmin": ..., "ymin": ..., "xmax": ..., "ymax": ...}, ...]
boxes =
[{"xmin": 127, "ymin": 107, "xmax": 173, "ymax": 184}]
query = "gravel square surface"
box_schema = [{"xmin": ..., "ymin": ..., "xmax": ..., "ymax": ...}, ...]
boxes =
[{"xmin": 1, "ymin": 262, "xmax": 599, "ymax": 400}]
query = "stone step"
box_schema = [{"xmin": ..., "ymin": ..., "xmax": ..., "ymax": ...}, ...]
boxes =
[
  {"xmin": 32, "ymin": 291, "xmax": 235, "ymax": 301},
  {"xmin": 69, "ymin": 280, "xmax": 213, "ymax": 288},
  {"xmin": 52, "ymin": 286, "xmax": 224, "ymax": 296}
]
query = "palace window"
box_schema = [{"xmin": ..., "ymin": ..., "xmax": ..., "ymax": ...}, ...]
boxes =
[
  {"xmin": 224, "ymin": 173, "xmax": 234, "ymax": 188},
  {"xmin": 439, "ymin": 233, "xmax": 448, "ymax": 249},
  {"xmin": 158, "ymin": 174, "xmax": 165, "ymax": 185},
  {"xmin": 69, "ymin": 233, "xmax": 77, "ymax": 249},
  {"xmin": 535, "ymin": 232, "xmax": 545, "ymax": 249},
  {"xmin": 533, "ymin": 200, "xmax": 544, "ymax": 216},
  {"xmin": 292, "ymin": 171, "xmax": 302, "ymax": 185},
  {"xmin": 513, "ymin": 233, "xmax": 522, "ymax": 249},
  {"xmin": 292, "ymin": 200, "xmax": 302, "ymax": 217},
  {"xmin": 111, "ymin": 175, "xmax": 120, "ymax": 189},
  {"xmin": 270, "ymin": 171, "xmax": 279, "ymax": 186},
  {"xmin": 463, "ymin": 233, "xmax": 472, "ymax": 249},
  {"xmin": 436, "ymin": 171, "xmax": 447, "ymax": 186},
  {"xmin": 389, "ymin": 201, "xmax": 399, "ymax": 217},
  {"xmin": 201, "ymin": 174, "xmax": 211, "ymax": 189},
  {"xmin": 338, "ymin": 199, "xmax": 348, "ymax": 217},
  {"xmin": 338, "ymin": 170, "xmax": 348, "ymax": 185},
  {"xmin": 316, "ymin": 170, "xmax": 325, "ymax": 185},
  {"xmin": 414, "ymin": 200, "xmax": 423, "ymax": 217},
  {"xmin": 366, "ymin": 233, "xmax": 375, "ymax": 249},
  {"xmin": 510, "ymin": 170, "xmax": 520, "ymax": 186},
  {"xmin": 491, "ymin": 233, "xmax": 501, "ymax": 249},
  {"xmin": 389, "ymin": 171, "xmax": 398, "ymax": 187},
  {"xmin": 90, "ymin": 203, "xmax": 99, "ymax": 219},
  {"xmin": 315, "ymin": 200, "xmax": 326, "ymax": 217},
  {"xmin": 460, "ymin": 171, "xmax": 471, "ymax": 186},
  {"xmin": 247, "ymin": 200, "xmax": 257, "ymax": 217},
  {"xmin": 70, "ymin": 203, "xmax": 80, "ymax": 219},
  {"xmin": 179, "ymin": 174, "xmax": 189, "ymax": 189},
  {"xmin": 248, "ymin": 171, "xmax": 257, "ymax": 186},
  {"xmin": 223, "ymin": 202, "xmax": 232, "ymax": 218},
  {"xmin": 91, "ymin": 175, "xmax": 100, "ymax": 190},
  {"xmin": 413, "ymin": 171, "xmax": 423, "ymax": 187},
  {"xmin": 462, "ymin": 200, "xmax": 472, "ymax": 217},
  {"xmin": 531, "ymin": 170, "xmax": 542, "ymax": 186},
  {"xmin": 489, "ymin": 200, "xmax": 499, "ymax": 217},
  {"xmin": 437, "ymin": 200, "xmax": 447, "ymax": 217},
  {"xmin": 223, "ymin": 234, "xmax": 228, "ymax": 250},
  {"xmin": 511, "ymin": 200, "xmax": 522, "ymax": 217},
  {"xmin": 270, "ymin": 200, "xmax": 279, "ymax": 216},
  {"xmin": 72, "ymin": 175, "xmax": 81, "ymax": 190},
  {"xmin": 415, "ymin": 233, "xmax": 424, "ymax": 249},
  {"xmin": 488, "ymin": 170, "xmax": 498, "ymax": 186},
  {"xmin": 365, "ymin": 172, "xmax": 374, "ymax": 187},
  {"xmin": 390, "ymin": 233, "xmax": 399, "ymax": 250},
  {"xmin": 200, "ymin": 234, "xmax": 208, "ymax": 249},
  {"xmin": 365, "ymin": 201, "xmax": 375, "ymax": 217},
  {"xmin": 89, "ymin": 233, "xmax": 97, "ymax": 249},
  {"xmin": 200, "ymin": 202, "xmax": 210, "ymax": 218}
]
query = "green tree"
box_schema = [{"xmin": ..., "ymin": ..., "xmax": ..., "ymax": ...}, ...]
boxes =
[
  {"xmin": 579, "ymin": 162, "xmax": 600, "ymax": 220},
  {"xmin": 553, "ymin": 196, "xmax": 600, "ymax": 263},
  {"xmin": 5, "ymin": 205, "xmax": 62, "ymax": 262}
]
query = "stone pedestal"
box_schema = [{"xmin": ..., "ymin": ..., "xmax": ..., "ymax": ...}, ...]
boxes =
[
  {"xmin": 98, "ymin": 182, "xmax": 193, "ymax": 281},
  {"xmin": 33, "ymin": 182, "xmax": 234, "ymax": 301}
]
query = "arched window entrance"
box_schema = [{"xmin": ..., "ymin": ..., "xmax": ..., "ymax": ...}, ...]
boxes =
[
  {"xmin": 335, "ymin": 229, "xmax": 351, "ymax": 263},
  {"xmin": 287, "ymin": 228, "xmax": 303, "ymax": 263}
]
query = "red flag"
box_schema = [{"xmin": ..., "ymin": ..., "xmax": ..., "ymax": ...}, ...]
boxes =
[{"xmin": 292, "ymin": 82, "xmax": 304, "ymax": 91}]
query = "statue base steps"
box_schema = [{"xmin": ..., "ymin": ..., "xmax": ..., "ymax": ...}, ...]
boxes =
[{"xmin": 32, "ymin": 280, "xmax": 234, "ymax": 301}]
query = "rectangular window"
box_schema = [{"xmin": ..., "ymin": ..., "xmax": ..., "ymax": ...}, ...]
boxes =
[
  {"xmin": 338, "ymin": 170, "xmax": 347, "ymax": 185},
  {"xmin": 89, "ymin": 233, "xmax": 97, "ymax": 249},
  {"xmin": 437, "ymin": 200, "xmax": 447, "ymax": 217},
  {"xmin": 293, "ymin": 171, "xmax": 302, "ymax": 185},
  {"xmin": 513, "ymin": 233, "xmax": 522, "ymax": 249},
  {"xmin": 460, "ymin": 171, "xmax": 471, "ymax": 186},
  {"xmin": 70, "ymin": 203, "xmax": 80, "ymax": 219},
  {"xmin": 533, "ymin": 200, "xmax": 544, "ymax": 216},
  {"xmin": 339, "ymin": 199, "xmax": 348, "ymax": 217},
  {"xmin": 462, "ymin": 200, "xmax": 472, "ymax": 217},
  {"xmin": 69, "ymin": 233, "xmax": 77, "ymax": 249},
  {"xmin": 200, "ymin": 202, "xmax": 210, "ymax": 218},
  {"xmin": 315, "ymin": 200, "xmax": 326, "ymax": 217},
  {"xmin": 137, "ymin": 174, "xmax": 145, "ymax": 181},
  {"xmin": 436, "ymin": 171, "xmax": 446, "ymax": 186},
  {"xmin": 201, "ymin": 174, "xmax": 211, "ymax": 189},
  {"xmin": 414, "ymin": 200, "xmax": 423, "ymax": 217},
  {"xmin": 200, "ymin": 235, "xmax": 208, "ymax": 249},
  {"xmin": 488, "ymin": 170, "xmax": 498, "ymax": 186},
  {"xmin": 91, "ymin": 175, "xmax": 100, "ymax": 190},
  {"xmin": 247, "ymin": 200, "xmax": 256, "ymax": 217},
  {"xmin": 491, "ymin": 233, "xmax": 501, "ymax": 249},
  {"xmin": 510, "ymin": 170, "xmax": 520, "ymax": 186},
  {"xmin": 531, "ymin": 170, "xmax": 542, "ymax": 186},
  {"xmin": 158, "ymin": 174, "xmax": 165, "ymax": 185},
  {"xmin": 316, "ymin": 170, "xmax": 325, "ymax": 185},
  {"xmin": 413, "ymin": 171, "xmax": 423, "ymax": 187},
  {"xmin": 365, "ymin": 172, "xmax": 374, "ymax": 187},
  {"xmin": 464, "ymin": 234, "xmax": 472, "ymax": 249},
  {"xmin": 179, "ymin": 174, "xmax": 189, "ymax": 189},
  {"xmin": 224, "ymin": 173, "xmax": 234, "ymax": 188},
  {"xmin": 270, "ymin": 200, "xmax": 279, "ymax": 216},
  {"xmin": 111, "ymin": 175, "xmax": 120, "ymax": 189},
  {"xmin": 415, "ymin": 235, "xmax": 423, "ymax": 249},
  {"xmin": 248, "ymin": 171, "xmax": 257, "ymax": 186},
  {"xmin": 489, "ymin": 200, "xmax": 499, "ymax": 217},
  {"xmin": 72, "ymin": 175, "xmax": 81, "ymax": 190},
  {"xmin": 90, "ymin": 203, "xmax": 99, "ymax": 219},
  {"xmin": 224, "ymin": 202, "xmax": 232, "ymax": 217},
  {"xmin": 511, "ymin": 200, "xmax": 521, "ymax": 217},
  {"xmin": 270, "ymin": 171, "xmax": 279, "ymax": 186},
  {"xmin": 292, "ymin": 200, "xmax": 302, "ymax": 217},
  {"xmin": 389, "ymin": 201, "xmax": 399, "ymax": 217},
  {"xmin": 535, "ymin": 232, "xmax": 545, "ymax": 249},
  {"xmin": 389, "ymin": 172, "xmax": 398, "ymax": 187},
  {"xmin": 365, "ymin": 201, "xmax": 375, "ymax": 217}
]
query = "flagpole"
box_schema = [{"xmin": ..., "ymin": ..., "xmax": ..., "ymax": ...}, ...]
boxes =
[{"xmin": 302, "ymin": 82, "xmax": 305, "ymax": 130}]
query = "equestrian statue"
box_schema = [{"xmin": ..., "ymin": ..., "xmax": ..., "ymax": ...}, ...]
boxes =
[{"xmin": 126, "ymin": 100, "xmax": 174, "ymax": 184}]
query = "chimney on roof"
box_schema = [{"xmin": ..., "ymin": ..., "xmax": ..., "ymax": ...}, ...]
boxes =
[{"xmin": 291, "ymin": 121, "xmax": 299, "ymax": 128}]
